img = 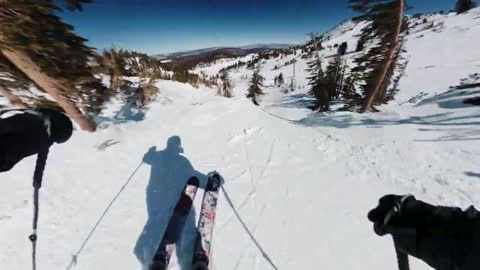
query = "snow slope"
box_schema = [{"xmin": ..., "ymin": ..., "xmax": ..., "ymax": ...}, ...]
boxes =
[{"xmin": 2, "ymin": 8, "xmax": 480, "ymax": 270}]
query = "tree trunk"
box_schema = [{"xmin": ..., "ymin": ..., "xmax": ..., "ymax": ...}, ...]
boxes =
[
  {"xmin": 0, "ymin": 84, "xmax": 28, "ymax": 108},
  {"xmin": 0, "ymin": 48, "xmax": 96, "ymax": 131},
  {"xmin": 360, "ymin": 0, "xmax": 405, "ymax": 113}
]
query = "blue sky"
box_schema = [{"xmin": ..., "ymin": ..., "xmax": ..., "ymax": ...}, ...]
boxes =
[{"xmin": 59, "ymin": 0, "xmax": 455, "ymax": 55}]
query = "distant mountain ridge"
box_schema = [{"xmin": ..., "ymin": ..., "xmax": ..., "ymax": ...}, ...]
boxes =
[
  {"xmin": 153, "ymin": 43, "xmax": 293, "ymax": 59},
  {"xmin": 154, "ymin": 43, "xmax": 295, "ymax": 70}
]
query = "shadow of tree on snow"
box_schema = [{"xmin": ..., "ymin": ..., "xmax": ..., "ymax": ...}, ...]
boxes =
[
  {"xmin": 268, "ymin": 93, "xmax": 316, "ymax": 109},
  {"xmin": 465, "ymin": 172, "xmax": 480, "ymax": 179},
  {"xmin": 297, "ymin": 112, "xmax": 480, "ymax": 129}
]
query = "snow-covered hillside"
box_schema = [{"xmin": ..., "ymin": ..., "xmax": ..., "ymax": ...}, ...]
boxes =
[{"xmin": 2, "ymin": 8, "xmax": 480, "ymax": 270}]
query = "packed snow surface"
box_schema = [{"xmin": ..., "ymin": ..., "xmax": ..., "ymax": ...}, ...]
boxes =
[{"xmin": 1, "ymin": 8, "xmax": 480, "ymax": 270}]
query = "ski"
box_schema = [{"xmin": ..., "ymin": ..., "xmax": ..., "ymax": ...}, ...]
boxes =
[
  {"xmin": 150, "ymin": 176, "xmax": 200, "ymax": 270},
  {"xmin": 192, "ymin": 173, "xmax": 221, "ymax": 270}
]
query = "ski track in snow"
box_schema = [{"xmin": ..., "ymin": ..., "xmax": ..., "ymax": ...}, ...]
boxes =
[{"xmin": 1, "ymin": 8, "xmax": 480, "ymax": 270}]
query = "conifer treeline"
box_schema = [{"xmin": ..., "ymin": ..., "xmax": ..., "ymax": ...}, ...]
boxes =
[
  {"xmin": 307, "ymin": 54, "xmax": 357, "ymax": 111},
  {"xmin": 0, "ymin": 0, "xmax": 434, "ymax": 125},
  {"xmin": 0, "ymin": 0, "xmax": 217, "ymax": 131},
  {"xmin": 306, "ymin": 0, "xmax": 406, "ymax": 113}
]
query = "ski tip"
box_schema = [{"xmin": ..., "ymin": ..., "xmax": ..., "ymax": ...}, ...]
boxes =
[
  {"xmin": 150, "ymin": 260, "xmax": 167, "ymax": 270},
  {"xmin": 192, "ymin": 261, "xmax": 208, "ymax": 270},
  {"xmin": 187, "ymin": 176, "xmax": 200, "ymax": 187},
  {"xmin": 207, "ymin": 173, "xmax": 222, "ymax": 191}
]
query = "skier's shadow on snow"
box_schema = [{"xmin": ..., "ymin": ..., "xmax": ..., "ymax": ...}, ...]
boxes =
[{"xmin": 134, "ymin": 136, "xmax": 208, "ymax": 270}]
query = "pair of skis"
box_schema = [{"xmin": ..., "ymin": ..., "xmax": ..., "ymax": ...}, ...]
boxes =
[{"xmin": 150, "ymin": 173, "xmax": 221, "ymax": 270}]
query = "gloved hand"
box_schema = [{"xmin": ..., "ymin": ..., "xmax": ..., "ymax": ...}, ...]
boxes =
[
  {"xmin": 0, "ymin": 155, "xmax": 18, "ymax": 172},
  {"xmin": 368, "ymin": 194, "xmax": 480, "ymax": 270},
  {"xmin": 367, "ymin": 194, "xmax": 417, "ymax": 236}
]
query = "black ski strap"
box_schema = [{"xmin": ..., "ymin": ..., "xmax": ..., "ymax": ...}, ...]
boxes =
[
  {"xmin": 29, "ymin": 186, "xmax": 40, "ymax": 270},
  {"xmin": 394, "ymin": 242, "xmax": 410, "ymax": 270},
  {"xmin": 388, "ymin": 195, "xmax": 413, "ymax": 270}
]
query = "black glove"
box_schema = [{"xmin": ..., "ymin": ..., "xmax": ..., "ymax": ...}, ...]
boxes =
[{"xmin": 368, "ymin": 194, "xmax": 480, "ymax": 270}]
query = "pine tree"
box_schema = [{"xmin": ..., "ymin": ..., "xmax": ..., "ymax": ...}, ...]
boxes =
[
  {"xmin": 455, "ymin": 0, "xmax": 477, "ymax": 13},
  {"xmin": 131, "ymin": 55, "xmax": 162, "ymax": 108},
  {"xmin": 349, "ymin": 0, "xmax": 406, "ymax": 113},
  {"xmin": 0, "ymin": 0, "xmax": 103, "ymax": 131},
  {"xmin": 307, "ymin": 56, "xmax": 329, "ymax": 111},
  {"xmin": 338, "ymin": 42, "xmax": 348, "ymax": 56},
  {"xmin": 355, "ymin": 39, "xmax": 365, "ymax": 52},
  {"xmin": 306, "ymin": 56, "xmax": 323, "ymax": 88},
  {"xmin": 218, "ymin": 70, "xmax": 233, "ymax": 98},
  {"xmin": 246, "ymin": 69, "xmax": 264, "ymax": 106},
  {"xmin": 341, "ymin": 72, "xmax": 361, "ymax": 101},
  {"xmin": 277, "ymin": 73, "xmax": 285, "ymax": 86},
  {"xmin": 306, "ymin": 32, "xmax": 323, "ymax": 54},
  {"xmin": 324, "ymin": 56, "xmax": 347, "ymax": 101},
  {"xmin": 0, "ymin": 54, "xmax": 30, "ymax": 107},
  {"xmin": 96, "ymin": 48, "xmax": 129, "ymax": 92},
  {"xmin": 62, "ymin": 0, "xmax": 92, "ymax": 11}
]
